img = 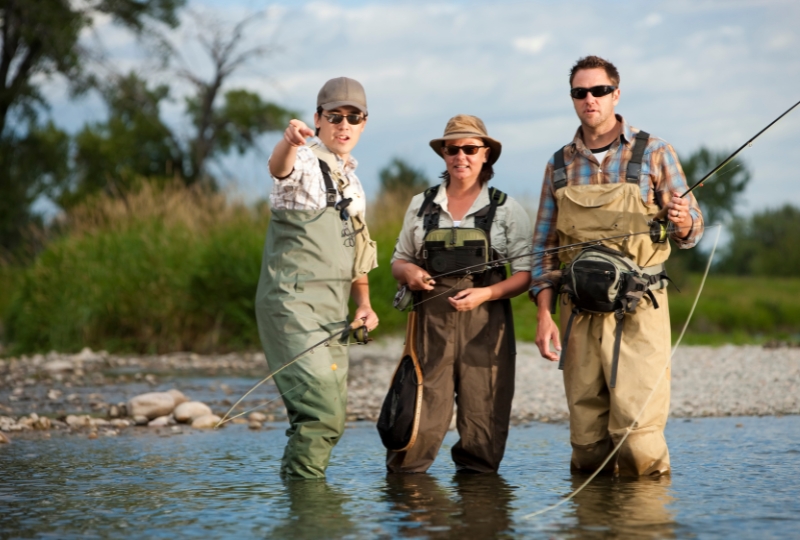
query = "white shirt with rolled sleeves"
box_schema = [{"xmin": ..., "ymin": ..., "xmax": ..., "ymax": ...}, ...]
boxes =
[
  {"xmin": 392, "ymin": 182, "xmax": 533, "ymax": 275},
  {"xmin": 268, "ymin": 138, "xmax": 367, "ymax": 216}
]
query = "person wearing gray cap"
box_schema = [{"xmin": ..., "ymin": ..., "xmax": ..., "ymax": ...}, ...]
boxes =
[
  {"xmin": 382, "ymin": 114, "xmax": 532, "ymax": 473},
  {"xmin": 255, "ymin": 77, "xmax": 379, "ymax": 479}
]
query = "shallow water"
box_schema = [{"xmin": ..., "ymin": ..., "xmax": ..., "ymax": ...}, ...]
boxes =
[{"xmin": 1, "ymin": 416, "xmax": 799, "ymax": 539}]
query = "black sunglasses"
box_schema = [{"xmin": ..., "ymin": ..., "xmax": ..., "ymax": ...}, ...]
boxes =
[
  {"xmin": 569, "ymin": 85, "xmax": 617, "ymax": 100},
  {"xmin": 443, "ymin": 145, "xmax": 487, "ymax": 156},
  {"xmin": 323, "ymin": 113, "xmax": 366, "ymax": 125}
]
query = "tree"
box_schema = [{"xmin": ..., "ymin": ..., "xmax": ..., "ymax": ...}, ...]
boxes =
[
  {"xmin": 680, "ymin": 147, "xmax": 751, "ymax": 226},
  {"xmin": 669, "ymin": 147, "xmax": 752, "ymax": 274},
  {"xmin": 0, "ymin": 0, "xmax": 185, "ymax": 252},
  {"xmin": 379, "ymin": 158, "xmax": 430, "ymax": 198},
  {"xmin": 717, "ymin": 205, "xmax": 800, "ymax": 276}
]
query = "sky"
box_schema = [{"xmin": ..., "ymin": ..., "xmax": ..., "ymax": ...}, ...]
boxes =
[{"xmin": 45, "ymin": 0, "xmax": 800, "ymax": 222}]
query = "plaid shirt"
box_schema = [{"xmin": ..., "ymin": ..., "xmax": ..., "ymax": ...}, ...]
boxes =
[
  {"xmin": 268, "ymin": 138, "xmax": 366, "ymax": 212},
  {"xmin": 531, "ymin": 115, "xmax": 704, "ymax": 298}
]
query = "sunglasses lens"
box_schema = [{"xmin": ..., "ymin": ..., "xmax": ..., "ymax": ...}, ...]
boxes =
[
  {"xmin": 462, "ymin": 146, "xmax": 479, "ymax": 155},
  {"xmin": 590, "ymin": 85, "xmax": 615, "ymax": 97},
  {"xmin": 444, "ymin": 146, "xmax": 460, "ymax": 156},
  {"xmin": 570, "ymin": 88, "xmax": 588, "ymax": 99},
  {"xmin": 325, "ymin": 114, "xmax": 344, "ymax": 124},
  {"xmin": 345, "ymin": 115, "xmax": 364, "ymax": 125}
]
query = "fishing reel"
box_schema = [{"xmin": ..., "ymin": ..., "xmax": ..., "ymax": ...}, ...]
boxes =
[
  {"xmin": 344, "ymin": 319, "xmax": 371, "ymax": 345},
  {"xmin": 649, "ymin": 219, "xmax": 669, "ymax": 244},
  {"xmin": 393, "ymin": 285, "xmax": 413, "ymax": 311}
]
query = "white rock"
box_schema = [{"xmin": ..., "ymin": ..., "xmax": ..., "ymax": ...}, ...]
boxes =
[
  {"xmin": 65, "ymin": 415, "xmax": 92, "ymax": 428},
  {"xmin": 73, "ymin": 347, "xmax": 101, "ymax": 362},
  {"xmin": 248, "ymin": 421, "xmax": 262, "ymax": 430},
  {"xmin": 248, "ymin": 412, "xmax": 267, "ymax": 423},
  {"xmin": 133, "ymin": 415, "xmax": 149, "ymax": 426},
  {"xmin": 47, "ymin": 389, "xmax": 62, "ymax": 400},
  {"xmin": 90, "ymin": 418, "xmax": 109, "ymax": 428},
  {"xmin": 110, "ymin": 419, "xmax": 131, "ymax": 428},
  {"xmin": 173, "ymin": 401, "xmax": 212, "ymax": 423},
  {"xmin": 167, "ymin": 389, "xmax": 189, "ymax": 406},
  {"xmin": 127, "ymin": 392, "xmax": 175, "ymax": 420},
  {"xmin": 148, "ymin": 415, "xmax": 171, "ymax": 427},
  {"xmin": 43, "ymin": 359, "xmax": 73, "ymax": 372},
  {"xmin": 191, "ymin": 414, "xmax": 222, "ymax": 429}
]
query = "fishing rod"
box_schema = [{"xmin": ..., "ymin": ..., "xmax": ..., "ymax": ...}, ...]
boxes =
[
  {"xmin": 393, "ymin": 221, "xmax": 695, "ymax": 310},
  {"xmin": 652, "ymin": 98, "xmax": 800, "ymax": 227},
  {"xmin": 216, "ymin": 317, "xmax": 368, "ymax": 428}
]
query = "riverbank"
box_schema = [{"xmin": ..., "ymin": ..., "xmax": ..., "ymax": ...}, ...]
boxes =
[{"xmin": 1, "ymin": 342, "xmax": 799, "ymax": 439}]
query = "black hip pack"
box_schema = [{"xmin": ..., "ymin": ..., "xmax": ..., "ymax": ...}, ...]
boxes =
[{"xmin": 559, "ymin": 245, "xmax": 668, "ymax": 388}]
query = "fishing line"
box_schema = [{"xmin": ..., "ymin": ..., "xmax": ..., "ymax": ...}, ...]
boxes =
[
  {"xmin": 522, "ymin": 224, "xmax": 722, "ymax": 520},
  {"xmin": 216, "ymin": 318, "xmax": 366, "ymax": 428},
  {"xmin": 216, "ymin": 379, "xmax": 307, "ymax": 427}
]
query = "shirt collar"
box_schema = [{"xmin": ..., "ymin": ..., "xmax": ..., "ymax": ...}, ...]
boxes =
[
  {"xmin": 571, "ymin": 114, "xmax": 633, "ymax": 152},
  {"xmin": 433, "ymin": 181, "xmax": 491, "ymax": 218},
  {"xmin": 312, "ymin": 137, "xmax": 359, "ymax": 174}
]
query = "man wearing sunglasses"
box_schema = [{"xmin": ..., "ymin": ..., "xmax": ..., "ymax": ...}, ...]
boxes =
[
  {"xmin": 531, "ymin": 56, "xmax": 704, "ymax": 477},
  {"xmin": 255, "ymin": 77, "xmax": 379, "ymax": 479}
]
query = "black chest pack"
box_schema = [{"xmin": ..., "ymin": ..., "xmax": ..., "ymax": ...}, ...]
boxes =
[
  {"xmin": 417, "ymin": 185, "xmax": 507, "ymax": 278},
  {"xmin": 552, "ymin": 132, "xmax": 670, "ymax": 388}
]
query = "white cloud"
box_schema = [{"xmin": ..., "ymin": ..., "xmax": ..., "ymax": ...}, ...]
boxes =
[
  {"xmin": 513, "ymin": 34, "xmax": 550, "ymax": 55},
  {"xmin": 639, "ymin": 13, "xmax": 663, "ymax": 27}
]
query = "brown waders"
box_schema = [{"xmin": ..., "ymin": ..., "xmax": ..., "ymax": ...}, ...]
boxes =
[
  {"xmin": 255, "ymin": 205, "xmax": 353, "ymax": 479},
  {"xmin": 554, "ymin": 176, "xmax": 672, "ymax": 477},
  {"xmin": 386, "ymin": 272, "xmax": 515, "ymax": 473}
]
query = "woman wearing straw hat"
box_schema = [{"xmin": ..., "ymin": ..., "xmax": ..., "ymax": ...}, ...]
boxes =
[{"xmin": 386, "ymin": 114, "xmax": 532, "ymax": 473}]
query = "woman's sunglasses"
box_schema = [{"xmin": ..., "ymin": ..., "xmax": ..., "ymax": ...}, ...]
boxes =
[
  {"xmin": 323, "ymin": 113, "xmax": 366, "ymax": 125},
  {"xmin": 443, "ymin": 145, "xmax": 487, "ymax": 156},
  {"xmin": 569, "ymin": 85, "xmax": 617, "ymax": 100}
]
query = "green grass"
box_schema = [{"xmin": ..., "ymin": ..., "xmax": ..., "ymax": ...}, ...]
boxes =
[{"xmin": 2, "ymin": 185, "xmax": 799, "ymax": 354}]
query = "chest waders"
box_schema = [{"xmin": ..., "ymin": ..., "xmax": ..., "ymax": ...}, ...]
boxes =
[
  {"xmin": 552, "ymin": 131, "xmax": 673, "ymax": 476},
  {"xmin": 385, "ymin": 185, "xmax": 517, "ymax": 474},
  {"xmin": 255, "ymin": 161, "xmax": 354, "ymax": 479}
]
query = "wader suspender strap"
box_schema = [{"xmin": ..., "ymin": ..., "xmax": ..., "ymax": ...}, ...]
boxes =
[
  {"xmin": 317, "ymin": 160, "xmax": 339, "ymax": 208},
  {"xmin": 554, "ymin": 130, "xmax": 652, "ymax": 387},
  {"xmin": 551, "ymin": 130, "xmax": 650, "ymax": 190},
  {"xmin": 416, "ymin": 185, "xmax": 506, "ymax": 235}
]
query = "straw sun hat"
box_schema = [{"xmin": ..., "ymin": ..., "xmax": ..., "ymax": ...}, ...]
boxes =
[{"xmin": 428, "ymin": 114, "xmax": 502, "ymax": 165}]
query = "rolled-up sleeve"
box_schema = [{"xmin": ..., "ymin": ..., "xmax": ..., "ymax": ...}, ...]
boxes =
[
  {"xmin": 652, "ymin": 143, "xmax": 705, "ymax": 248},
  {"xmin": 530, "ymin": 159, "xmax": 561, "ymax": 298}
]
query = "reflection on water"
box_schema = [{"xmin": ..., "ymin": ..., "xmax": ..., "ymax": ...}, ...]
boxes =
[
  {"xmin": 1, "ymin": 417, "xmax": 800, "ymax": 538},
  {"xmin": 564, "ymin": 475, "xmax": 675, "ymax": 539},
  {"xmin": 382, "ymin": 473, "xmax": 514, "ymax": 538}
]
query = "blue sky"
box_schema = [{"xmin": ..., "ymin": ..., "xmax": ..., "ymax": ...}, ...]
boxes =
[{"xmin": 44, "ymin": 0, "xmax": 800, "ymax": 220}]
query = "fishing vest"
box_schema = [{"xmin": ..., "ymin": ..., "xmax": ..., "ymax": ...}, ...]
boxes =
[
  {"xmin": 309, "ymin": 143, "xmax": 378, "ymax": 280},
  {"xmin": 416, "ymin": 185, "xmax": 507, "ymax": 279},
  {"xmin": 552, "ymin": 131, "xmax": 671, "ymax": 388}
]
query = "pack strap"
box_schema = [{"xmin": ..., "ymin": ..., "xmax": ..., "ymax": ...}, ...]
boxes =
[
  {"xmin": 625, "ymin": 130, "xmax": 650, "ymax": 183},
  {"xmin": 418, "ymin": 186, "xmax": 440, "ymax": 233},
  {"xmin": 558, "ymin": 306, "xmax": 580, "ymax": 371},
  {"xmin": 473, "ymin": 187, "xmax": 506, "ymax": 234},
  {"xmin": 610, "ymin": 310, "xmax": 625, "ymax": 388},
  {"xmin": 317, "ymin": 160, "xmax": 339, "ymax": 208},
  {"xmin": 552, "ymin": 146, "xmax": 568, "ymax": 190}
]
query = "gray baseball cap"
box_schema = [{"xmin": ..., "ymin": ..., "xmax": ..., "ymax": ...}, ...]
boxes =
[{"xmin": 317, "ymin": 77, "xmax": 368, "ymax": 115}]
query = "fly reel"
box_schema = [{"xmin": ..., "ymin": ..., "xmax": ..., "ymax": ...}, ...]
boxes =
[{"xmin": 649, "ymin": 220, "xmax": 668, "ymax": 244}]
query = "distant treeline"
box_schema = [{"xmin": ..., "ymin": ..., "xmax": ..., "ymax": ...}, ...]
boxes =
[{"xmin": 1, "ymin": 167, "xmax": 799, "ymax": 355}]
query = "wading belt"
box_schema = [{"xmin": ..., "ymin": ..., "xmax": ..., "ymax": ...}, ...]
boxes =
[{"xmin": 552, "ymin": 130, "xmax": 650, "ymax": 190}]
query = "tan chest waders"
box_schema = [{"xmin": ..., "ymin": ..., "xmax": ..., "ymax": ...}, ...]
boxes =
[
  {"xmin": 383, "ymin": 185, "xmax": 516, "ymax": 474},
  {"xmin": 255, "ymin": 158, "xmax": 356, "ymax": 479},
  {"xmin": 550, "ymin": 130, "xmax": 673, "ymax": 476},
  {"xmin": 554, "ymin": 131, "xmax": 670, "ymax": 388}
]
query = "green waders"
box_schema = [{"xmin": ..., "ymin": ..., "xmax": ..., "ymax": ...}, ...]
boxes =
[{"xmin": 255, "ymin": 206, "xmax": 354, "ymax": 479}]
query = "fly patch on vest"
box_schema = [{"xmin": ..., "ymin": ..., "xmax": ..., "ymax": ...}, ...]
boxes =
[{"xmin": 421, "ymin": 227, "xmax": 489, "ymax": 275}]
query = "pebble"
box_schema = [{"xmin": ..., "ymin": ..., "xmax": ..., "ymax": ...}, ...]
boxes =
[
  {"xmin": 173, "ymin": 401, "xmax": 212, "ymax": 423},
  {"xmin": 191, "ymin": 414, "xmax": 222, "ymax": 429}
]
